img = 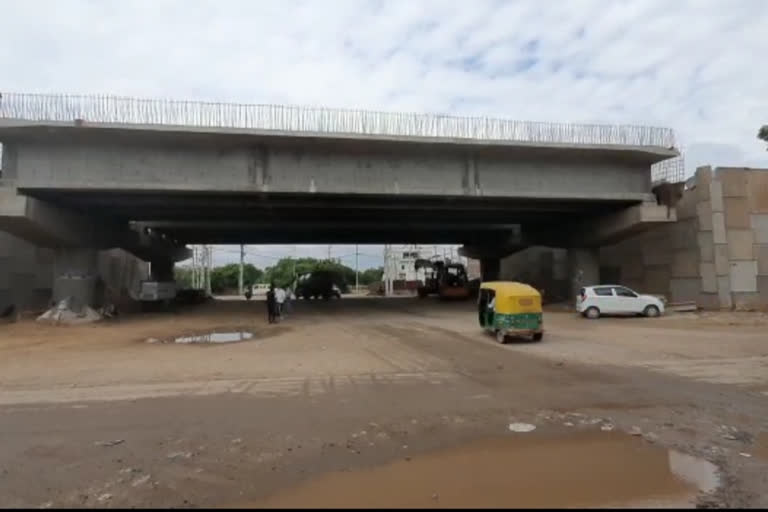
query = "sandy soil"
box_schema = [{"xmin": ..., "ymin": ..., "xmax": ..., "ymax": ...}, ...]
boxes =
[{"xmin": 0, "ymin": 298, "xmax": 766, "ymax": 508}]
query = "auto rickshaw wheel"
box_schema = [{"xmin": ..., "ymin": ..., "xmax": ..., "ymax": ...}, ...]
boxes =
[
  {"xmin": 532, "ymin": 332, "xmax": 543, "ymax": 342},
  {"xmin": 495, "ymin": 330, "xmax": 508, "ymax": 344}
]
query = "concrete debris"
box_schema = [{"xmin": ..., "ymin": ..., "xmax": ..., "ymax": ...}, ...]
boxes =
[
  {"xmin": 668, "ymin": 301, "xmax": 698, "ymax": 312},
  {"xmin": 37, "ymin": 298, "xmax": 102, "ymax": 325},
  {"xmin": 739, "ymin": 452, "xmax": 752, "ymax": 458},
  {"xmin": 145, "ymin": 338, "xmax": 161, "ymax": 344},
  {"xmin": 131, "ymin": 474, "xmax": 151, "ymax": 487},
  {"xmin": 167, "ymin": 451, "xmax": 194, "ymax": 460},
  {"xmin": 629, "ymin": 427, "xmax": 643, "ymax": 436},
  {"xmin": 508, "ymin": 423, "xmax": 536, "ymax": 433},
  {"xmin": 97, "ymin": 493, "xmax": 112, "ymax": 503},
  {"xmin": 99, "ymin": 304, "xmax": 119, "ymax": 319},
  {"xmin": 643, "ymin": 432, "xmax": 659, "ymax": 443},
  {"xmin": 119, "ymin": 467, "xmax": 140, "ymax": 474},
  {"xmin": 600, "ymin": 423, "xmax": 615, "ymax": 432},
  {"xmin": 39, "ymin": 502, "xmax": 53, "ymax": 509},
  {"xmin": 564, "ymin": 422, "xmax": 574, "ymax": 427},
  {"xmin": 231, "ymin": 438, "xmax": 243, "ymax": 444},
  {"xmin": 95, "ymin": 439, "xmax": 125, "ymax": 447}
]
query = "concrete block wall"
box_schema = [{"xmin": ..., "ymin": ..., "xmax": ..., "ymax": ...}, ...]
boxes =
[
  {"xmin": 0, "ymin": 233, "xmax": 149, "ymax": 312},
  {"xmin": 599, "ymin": 166, "xmax": 768, "ymax": 310},
  {"xmin": 0, "ymin": 231, "xmax": 55, "ymax": 312}
]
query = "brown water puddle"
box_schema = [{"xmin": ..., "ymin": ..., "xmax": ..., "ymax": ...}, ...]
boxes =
[
  {"xmin": 756, "ymin": 433, "xmax": 768, "ymax": 460},
  {"xmin": 238, "ymin": 430, "xmax": 718, "ymax": 509}
]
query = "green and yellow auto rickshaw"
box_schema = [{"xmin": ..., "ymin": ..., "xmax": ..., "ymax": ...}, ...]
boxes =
[{"xmin": 478, "ymin": 281, "xmax": 543, "ymax": 343}]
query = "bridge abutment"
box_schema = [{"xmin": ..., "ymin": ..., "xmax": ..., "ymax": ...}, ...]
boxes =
[{"xmin": 568, "ymin": 248, "xmax": 600, "ymax": 301}]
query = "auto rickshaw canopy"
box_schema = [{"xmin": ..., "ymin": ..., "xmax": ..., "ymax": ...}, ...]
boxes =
[{"xmin": 480, "ymin": 281, "xmax": 542, "ymax": 314}]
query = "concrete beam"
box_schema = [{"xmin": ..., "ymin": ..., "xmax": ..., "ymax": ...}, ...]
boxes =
[
  {"xmin": 566, "ymin": 203, "xmax": 677, "ymax": 247},
  {"xmin": 0, "ymin": 188, "xmax": 190, "ymax": 262},
  {"xmin": 459, "ymin": 229, "xmax": 526, "ymax": 260},
  {"xmin": 0, "ymin": 187, "xmax": 104, "ymax": 247},
  {"xmin": 4, "ymin": 132, "xmax": 664, "ymax": 200}
]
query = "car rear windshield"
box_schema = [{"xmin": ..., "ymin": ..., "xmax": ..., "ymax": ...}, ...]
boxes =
[{"xmin": 593, "ymin": 287, "xmax": 613, "ymax": 296}]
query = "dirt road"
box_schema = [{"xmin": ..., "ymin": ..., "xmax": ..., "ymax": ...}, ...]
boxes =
[{"xmin": 1, "ymin": 298, "xmax": 767, "ymax": 508}]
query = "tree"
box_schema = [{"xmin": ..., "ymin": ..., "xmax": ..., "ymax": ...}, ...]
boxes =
[
  {"xmin": 759, "ymin": 125, "xmax": 768, "ymax": 149},
  {"xmin": 209, "ymin": 263, "xmax": 263, "ymax": 293},
  {"xmin": 174, "ymin": 266, "xmax": 195, "ymax": 288},
  {"xmin": 359, "ymin": 267, "xmax": 384, "ymax": 285},
  {"xmin": 263, "ymin": 257, "xmax": 358, "ymax": 289}
]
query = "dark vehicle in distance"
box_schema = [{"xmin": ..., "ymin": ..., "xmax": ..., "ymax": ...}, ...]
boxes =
[
  {"xmin": 415, "ymin": 258, "xmax": 470, "ymax": 300},
  {"xmin": 295, "ymin": 270, "xmax": 347, "ymax": 300}
]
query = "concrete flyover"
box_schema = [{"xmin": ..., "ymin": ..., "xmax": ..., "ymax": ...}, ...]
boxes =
[{"xmin": 0, "ymin": 92, "xmax": 681, "ymax": 307}]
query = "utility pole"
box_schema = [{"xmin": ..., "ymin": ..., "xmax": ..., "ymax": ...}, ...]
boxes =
[
  {"xmin": 238, "ymin": 244, "xmax": 245, "ymax": 295},
  {"xmin": 194, "ymin": 245, "xmax": 201, "ymax": 289},
  {"xmin": 355, "ymin": 244, "xmax": 359, "ymax": 293},
  {"xmin": 204, "ymin": 245, "xmax": 212, "ymax": 296},
  {"xmin": 384, "ymin": 244, "xmax": 392, "ymax": 297},
  {"xmin": 327, "ymin": 245, "xmax": 332, "ymax": 261},
  {"xmin": 382, "ymin": 245, "xmax": 388, "ymax": 296}
]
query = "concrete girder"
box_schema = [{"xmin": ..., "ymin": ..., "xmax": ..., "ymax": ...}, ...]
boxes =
[
  {"xmin": 1, "ymin": 121, "xmax": 673, "ymax": 202},
  {"xmin": 0, "ymin": 188, "xmax": 190, "ymax": 262},
  {"xmin": 565, "ymin": 202, "xmax": 677, "ymax": 247}
]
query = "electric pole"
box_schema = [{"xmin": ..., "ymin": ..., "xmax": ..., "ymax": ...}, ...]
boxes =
[
  {"xmin": 238, "ymin": 244, "xmax": 245, "ymax": 295},
  {"xmin": 204, "ymin": 245, "xmax": 212, "ymax": 296},
  {"xmin": 355, "ymin": 244, "xmax": 359, "ymax": 293}
]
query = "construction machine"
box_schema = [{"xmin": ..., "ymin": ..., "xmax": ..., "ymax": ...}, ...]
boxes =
[{"xmin": 415, "ymin": 258, "xmax": 470, "ymax": 300}]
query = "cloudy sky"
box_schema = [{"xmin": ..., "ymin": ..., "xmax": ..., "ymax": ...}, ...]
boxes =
[{"xmin": 2, "ymin": 0, "xmax": 766, "ymax": 268}]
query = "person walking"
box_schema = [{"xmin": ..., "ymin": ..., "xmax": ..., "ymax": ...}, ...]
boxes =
[
  {"xmin": 275, "ymin": 286, "xmax": 286, "ymax": 320},
  {"xmin": 266, "ymin": 284, "xmax": 277, "ymax": 324},
  {"xmin": 284, "ymin": 288, "xmax": 295, "ymax": 316}
]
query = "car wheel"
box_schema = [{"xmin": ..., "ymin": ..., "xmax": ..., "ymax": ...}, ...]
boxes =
[
  {"xmin": 532, "ymin": 332, "xmax": 543, "ymax": 342},
  {"xmin": 585, "ymin": 306, "xmax": 600, "ymax": 320},
  {"xmin": 643, "ymin": 305, "xmax": 660, "ymax": 318},
  {"xmin": 495, "ymin": 330, "xmax": 507, "ymax": 344}
]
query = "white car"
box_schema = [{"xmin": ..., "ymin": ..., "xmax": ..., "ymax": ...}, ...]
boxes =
[{"xmin": 576, "ymin": 285, "xmax": 665, "ymax": 319}]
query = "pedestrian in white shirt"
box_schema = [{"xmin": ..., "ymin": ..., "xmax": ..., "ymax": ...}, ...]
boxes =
[{"xmin": 275, "ymin": 287, "xmax": 287, "ymax": 319}]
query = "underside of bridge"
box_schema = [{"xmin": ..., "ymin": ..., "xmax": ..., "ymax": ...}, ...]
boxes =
[{"xmin": 19, "ymin": 189, "xmax": 640, "ymax": 246}]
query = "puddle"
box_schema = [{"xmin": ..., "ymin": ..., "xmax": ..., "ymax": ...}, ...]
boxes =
[
  {"xmin": 173, "ymin": 331, "xmax": 254, "ymax": 344},
  {"xmin": 240, "ymin": 431, "xmax": 718, "ymax": 509},
  {"xmin": 145, "ymin": 326, "xmax": 289, "ymax": 345}
]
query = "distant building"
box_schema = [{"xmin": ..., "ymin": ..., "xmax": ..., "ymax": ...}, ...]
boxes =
[{"xmin": 383, "ymin": 245, "xmax": 467, "ymax": 284}]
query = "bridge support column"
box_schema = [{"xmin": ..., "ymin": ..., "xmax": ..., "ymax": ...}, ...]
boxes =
[
  {"xmin": 568, "ymin": 248, "xmax": 599, "ymax": 302},
  {"xmin": 52, "ymin": 248, "xmax": 99, "ymax": 312},
  {"xmin": 480, "ymin": 257, "xmax": 500, "ymax": 282}
]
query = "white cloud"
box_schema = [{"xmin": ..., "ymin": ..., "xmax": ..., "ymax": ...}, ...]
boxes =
[{"xmin": 2, "ymin": 0, "xmax": 767, "ymax": 264}]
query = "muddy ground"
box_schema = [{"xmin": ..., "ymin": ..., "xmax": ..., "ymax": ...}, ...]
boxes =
[{"xmin": 0, "ymin": 297, "xmax": 767, "ymax": 508}]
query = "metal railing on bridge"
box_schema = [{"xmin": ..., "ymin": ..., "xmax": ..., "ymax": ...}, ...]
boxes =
[{"xmin": 0, "ymin": 92, "xmax": 677, "ymax": 149}]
